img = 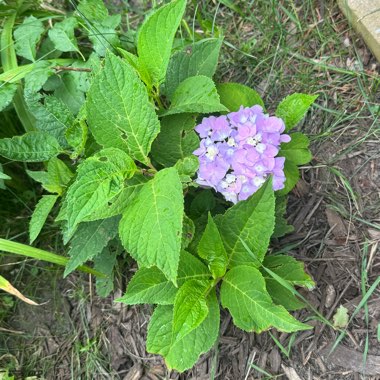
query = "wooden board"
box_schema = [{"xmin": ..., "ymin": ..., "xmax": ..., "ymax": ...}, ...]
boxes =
[{"xmin": 337, "ymin": 0, "xmax": 380, "ymax": 62}]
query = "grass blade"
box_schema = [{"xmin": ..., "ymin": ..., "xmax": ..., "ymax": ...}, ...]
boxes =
[
  {"xmin": 0, "ymin": 274, "xmax": 38, "ymax": 305},
  {"xmin": 0, "ymin": 238, "xmax": 105, "ymax": 277},
  {"xmin": 1, "ymin": 14, "xmax": 35, "ymax": 132}
]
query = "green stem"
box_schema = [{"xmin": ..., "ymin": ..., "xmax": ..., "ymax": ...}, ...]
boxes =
[
  {"xmin": 0, "ymin": 238, "xmax": 105, "ymax": 277},
  {"xmin": 1, "ymin": 14, "xmax": 36, "ymax": 132}
]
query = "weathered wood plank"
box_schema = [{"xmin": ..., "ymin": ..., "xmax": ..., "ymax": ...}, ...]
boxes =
[{"xmin": 337, "ymin": 0, "xmax": 380, "ymax": 62}]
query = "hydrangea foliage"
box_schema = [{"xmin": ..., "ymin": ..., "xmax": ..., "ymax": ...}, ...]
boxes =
[
  {"xmin": 0, "ymin": 0, "xmax": 319, "ymax": 373},
  {"xmin": 194, "ymin": 105, "xmax": 291, "ymax": 203}
]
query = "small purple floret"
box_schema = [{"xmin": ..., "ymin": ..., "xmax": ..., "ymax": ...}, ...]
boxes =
[{"xmin": 193, "ymin": 105, "xmax": 290, "ymax": 204}]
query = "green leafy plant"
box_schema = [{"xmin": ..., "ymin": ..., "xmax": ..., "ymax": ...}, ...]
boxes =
[{"xmin": 0, "ymin": 0, "xmax": 318, "ymax": 371}]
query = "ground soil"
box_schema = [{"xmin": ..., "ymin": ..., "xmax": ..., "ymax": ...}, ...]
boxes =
[{"xmin": 1, "ymin": 1, "xmax": 379, "ymax": 379}]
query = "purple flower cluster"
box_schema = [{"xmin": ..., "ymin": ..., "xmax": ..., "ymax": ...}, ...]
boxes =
[{"xmin": 193, "ymin": 105, "xmax": 291, "ymax": 204}]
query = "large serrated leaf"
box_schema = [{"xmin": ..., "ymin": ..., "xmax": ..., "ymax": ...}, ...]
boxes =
[
  {"xmin": 151, "ymin": 114, "xmax": 198, "ymax": 167},
  {"xmin": 29, "ymin": 194, "xmax": 59, "ymax": 244},
  {"xmin": 86, "ymin": 53, "xmax": 160, "ymax": 164},
  {"xmin": 165, "ymin": 38, "xmax": 223, "ymax": 99},
  {"xmin": 14, "ymin": 16, "xmax": 44, "ymax": 61},
  {"xmin": 198, "ymin": 213, "xmax": 227, "ymax": 278},
  {"xmin": 146, "ymin": 289, "xmax": 220, "ymax": 372},
  {"xmin": 275, "ymin": 93, "xmax": 318, "ymax": 131},
  {"xmin": 24, "ymin": 92, "xmax": 74, "ymax": 146},
  {"xmin": 216, "ymin": 82, "xmax": 264, "ymax": 111},
  {"xmin": 0, "ymin": 132, "xmax": 61, "ymax": 162},
  {"xmin": 218, "ymin": 179, "xmax": 275, "ymax": 268},
  {"xmin": 173, "ymin": 279, "xmax": 211, "ymax": 343},
  {"xmin": 137, "ymin": 0, "xmax": 186, "ymax": 86},
  {"xmin": 84, "ymin": 173, "xmax": 148, "ymax": 221},
  {"xmin": 163, "ymin": 76, "xmax": 228, "ymax": 116},
  {"xmin": 117, "ymin": 250, "xmax": 210, "ymax": 305},
  {"xmin": 220, "ymin": 265, "xmax": 311, "ymax": 332},
  {"xmin": 64, "ymin": 217, "xmax": 119, "ymax": 276},
  {"xmin": 65, "ymin": 148, "xmax": 136, "ymax": 233},
  {"xmin": 119, "ymin": 167, "xmax": 184, "ymax": 283}
]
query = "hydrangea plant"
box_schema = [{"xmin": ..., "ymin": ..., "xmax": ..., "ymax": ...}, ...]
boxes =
[{"xmin": 0, "ymin": 0, "xmax": 318, "ymax": 372}]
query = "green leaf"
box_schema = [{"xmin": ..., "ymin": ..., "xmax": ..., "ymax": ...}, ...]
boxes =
[
  {"xmin": 77, "ymin": 0, "xmax": 109, "ymax": 22},
  {"xmin": 93, "ymin": 245, "xmax": 118, "ymax": 297},
  {"xmin": 24, "ymin": 61, "xmax": 54, "ymax": 92},
  {"xmin": 163, "ymin": 76, "xmax": 227, "ymax": 116},
  {"xmin": 146, "ymin": 289, "xmax": 220, "ymax": 372},
  {"xmin": 277, "ymin": 160, "xmax": 299, "ymax": 196},
  {"xmin": 0, "ymin": 82, "xmax": 17, "ymax": 111},
  {"xmin": 173, "ymin": 279, "xmax": 211, "ymax": 342},
  {"xmin": 198, "ymin": 213, "xmax": 228, "ymax": 278},
  {"xmin": 0, "ymin": 164, "xmax": 11, "ymax": 190},
  {"xmin": 48, "ymin": 17, "xmax": 80, "ymax": 54},
  {"xmin": 118, "ymin": 48, "xmax": 139, "ymax": 69},
  {"xmin": 189, "ymin": 189, "xmax": 216, "ymax": 219},
  {"xmin": 220, "ymin": 265, "xmax": 311, "ymax": 332},
  {"xmin": 218, "ymin": 179, "xmax": 275, "ymax": 268},
  {"xmin": 273, "ymin": 196, "xmax": 294, "ymax": 238},
  {"xmin": 262, "ymin": 255, "xmax": 314, "ymax": 311},
  {"xmin": 151, "ymin": 114, "xmax": 198, "ymax": 167},
  {"xmin": 27, "ymin": 157, "xmax": 73, "ymax": 195},
  {"xmin": 275, "ymin": 93, "xmax": 318, "ymax": 131},
  {"xmin": 54, "ymin": 72, "xmax": 85, "ymax": 115},
  {"xmin": 89, "ymin": 15, "xmax": 121, "ymax": 57},
  {"xmin": 333, "ymin": 305, "xmax": 349, "ymax": 328},
  {"xmin": 117, "ymin": 250, "xmax": 210, "ymax": 305},
  {"xmin": 119, "ymin": 266, "xmax": 178, "ymax": 305},
  {"xmin": 165, "ymin": 38, "xmax": 223, "ymax": 99},
  {"xmin": 64, "ymin": 217, "xmax": 119, "ymax": 276},
  {"xmin": 65, "ymin": 148, "xmax": 136, "ymax": 232},
  {"xmin": 29, "ymin": 194, "xmax": 59, "ymax": 244},
  {"xmin": 137, "ymin": 0, "xmax": 186, "ymax": 86},
  {"xmin": 263, "ymin": 255, "xmax": 315, "ymax": 289},
  {"xmin": 216, "ymin": 82, "xmax": 264, "ymax": 111},
  {"xmin": 24, "ymin": 92, "xmax": 74, "ymax": 146},
  {"xmin": 84, "ymin": 173, "xmax": 148, "ymax": 221},
  {"xmin": 265, "ymin": 279, "xmax": 305, "ymax": 311},
  {"xmin": 119, "ymin": 167, "xmax": 184, "ymax": 283},
  {"xmin": 86, "ymin": 53, "xmax": 160, "ymax": 164},
  {"xmin": 66, "ymin": 117, "xmax": 88, "ymax": 159},
  {"xmin": 0, "ymin": 132, "xmax": 61, "ymax": 162},
  {"xmin": 279, "ymin": 132, "xmax": 312, "ymax": 165},
  {"xmin": 181, "ymin": 214, "xmax": 195, "ymax": 250},
  {"xmin": 14, "ymin": 16, "xmax": 44, "ymax": 61}
]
